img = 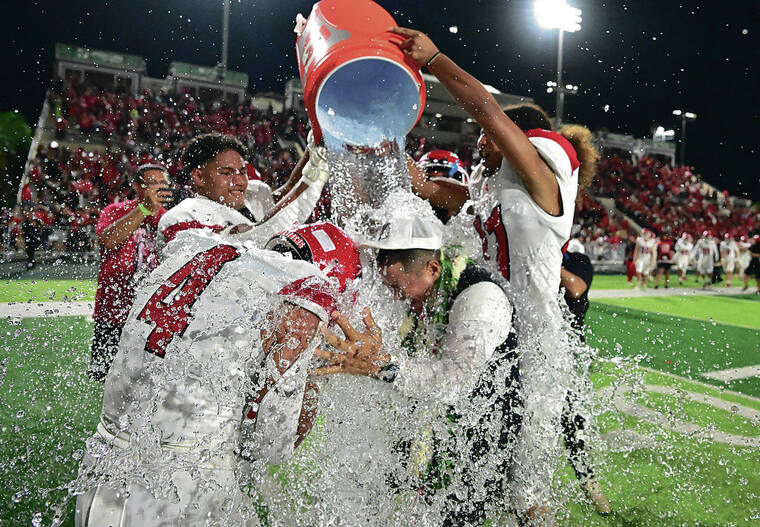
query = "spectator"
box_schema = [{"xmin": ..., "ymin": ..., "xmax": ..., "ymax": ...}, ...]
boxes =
[{"xmin": 88, "ymin": 164, "xmax": 172, "ymax": 381}]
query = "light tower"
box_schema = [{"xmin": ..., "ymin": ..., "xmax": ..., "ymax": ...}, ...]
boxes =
[
  {"xmin": 535, "ymin": 0, "xmax": 582, "ymax": 125},
  {"xmin": 672, "ymin": 110, "xmax": 697, "ymax": 166}
]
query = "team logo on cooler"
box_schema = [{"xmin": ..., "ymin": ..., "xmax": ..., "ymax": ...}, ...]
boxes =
[{"xmin": 296, "ymin": 8, "xmax": 350, "ymax": 79}]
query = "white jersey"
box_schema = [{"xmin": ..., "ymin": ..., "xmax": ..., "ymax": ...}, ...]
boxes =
[
  {"xmin": 737, "ymin": 241, "xmax": 752, "ymax": 272},
  {"xmin": 720, "ymin": 239, "xmax": 738, "ymax": 263},
  {"xmin": 635, "ymin": 236, "xmax": 657, "ymax": 260},
  {"xmin": 566, "ymin": 237, "xmax": 585, "ymax": 254},
  {"xmin": 469, "ymin": 129, "xmax": 578, "ymax": 510},
  {"xmin": 674, "ymin": 238, "xmax": 694, "ymax": 270},
  {"xmin": 692, "ymin": 238, "xmax": 718, "ymax": 272},
  {"xmin": 157, "ymin": 177, "xmax": 325, "ymax": 256},
  {"xmin": 102, "ymin": 230, "xmax": 333, "ymax": 464}
]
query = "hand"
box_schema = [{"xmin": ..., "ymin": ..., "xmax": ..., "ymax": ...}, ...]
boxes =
[
  {"xmin": 303, "ymin": 131, "xmax": 330, "ymax": 185},
  {"xmin": 315, "ymin": 307, "xmax": 389, "ymax": 377},
  {"xmin": 141, "ymin": 185, "xmax": 172, "ymax": 214},
  {"xmin": 391, "ymin": 27, "xmax": 440, "ymax": 68}
]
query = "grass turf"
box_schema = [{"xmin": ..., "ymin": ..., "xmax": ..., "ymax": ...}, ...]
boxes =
[
  {"xmin": 594, "ymin": 294, "xmax": 760, "ymax": 330},
  {"xmin": 0, "ymin": 280, "xmax": 96, "ymax": 303},
  {"xmin": 586, "ymin": 299, "xmax": 760, "ymax": 398},
  {"xmin": 591, "ymin": 273, "xmax": 705, "ymax": 290},
  {"xmin": 2, "ymin": 293, "xmax": 760, "ymax": 525}
]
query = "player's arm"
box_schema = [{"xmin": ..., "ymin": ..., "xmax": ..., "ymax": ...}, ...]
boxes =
[
  {"xmin": 262, "ymin": 302, "xmax": 323, "ymax": 449},
  {"xmin": 632, "ymin": 244, "xmax": 639, "ymax": 261},
  {"xmin": 560, "ymin": 267, "xmax": 588, "ymax": 299},
  {"xmin": 98, "ymin": 186, "xmax": 171, "ymax": 249},
  {"xmin": 408, "ymin": 155, "xmax": 469, "ymax": 215},
  {"xmin": 272, "ymin": 150, "xmax": 310, "ymax": 203},
  {"xmin": 391, "ymin": 27, "xmax": 561, "ymax": 215}
]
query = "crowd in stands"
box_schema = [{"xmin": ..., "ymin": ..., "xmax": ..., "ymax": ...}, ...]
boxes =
[{"xmin": 3, "ymin": 78, "xmax": 758, "ymax": 266}]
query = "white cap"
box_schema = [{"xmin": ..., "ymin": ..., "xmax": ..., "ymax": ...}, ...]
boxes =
[{"xmin": 360, "ymin": 214, "xmax": 443, "ymax": 251}]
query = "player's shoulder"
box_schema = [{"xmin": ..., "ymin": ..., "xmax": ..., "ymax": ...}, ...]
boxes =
[{"xmin": 526, "ymin": 128, "xmax": 580, "ymax": 174}]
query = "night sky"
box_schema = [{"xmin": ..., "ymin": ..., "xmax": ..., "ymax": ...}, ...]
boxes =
[{"xmin": 3, "ymin": 0, "xmax": 758, "ymax": 199}]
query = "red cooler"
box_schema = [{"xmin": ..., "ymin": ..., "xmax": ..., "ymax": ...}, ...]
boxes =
[{"xmin": 295, "ymin": 0, "xmax": 426, "ymax": 148}]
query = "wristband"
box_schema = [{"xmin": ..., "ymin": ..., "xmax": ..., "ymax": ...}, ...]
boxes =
[
  {"xmin": 376, "ymin": 363, "xmax": 398, "ymax": 383},
  {"xmin": 138, "ymin": 203, "xmax": 153, "ymax": 216},
  {"xmin": 425, "ymin": 51, "xmax": 442, "ymax": 68}
]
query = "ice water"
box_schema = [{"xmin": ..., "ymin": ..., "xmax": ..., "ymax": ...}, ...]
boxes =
[{"xmin": 316, "ymin": 58, "xmax": 420, "ymax": 150}]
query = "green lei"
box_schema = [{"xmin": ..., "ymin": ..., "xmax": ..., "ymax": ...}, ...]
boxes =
[{"xmin": 399, "ymin": 245, "xmax": 472, "ymax": 358}]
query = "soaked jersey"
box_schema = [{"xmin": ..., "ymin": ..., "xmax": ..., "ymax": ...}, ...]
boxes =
[
  {"xmin": 469, "ymin": 129, "xmax": 579, "ymax": 333},
  {"xmin": 157, "ymin": 195, "xmax": 253, "ymax": 250},
  {"xmin": 102, "ymin": 230, "xmax": 333, "ymax": 465}
]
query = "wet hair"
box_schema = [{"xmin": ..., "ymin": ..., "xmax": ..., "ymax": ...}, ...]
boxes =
[
  {"xmin": 376, "ymin": 248, "xmax": 440, "ymax": 275},
  {"xmin": 132, "ymin": 164, "xmax": 168, "ymax": 185},
  {"xmin": 557, "ymin": 124, "xmax": 600, "ymax": 189},
  {"xmin": 503, "ymin": 103, "xmax": 553, "ymax": 132},
  {"xmin": 502, "ymin": 103, "xmax": 599, "ymax": 190},
  {"xmin": 181, "ymin": 133, "xmax": 249, "ymax": 172}
]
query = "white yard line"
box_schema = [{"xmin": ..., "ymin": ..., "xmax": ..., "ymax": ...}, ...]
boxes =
[
  {"xmin": 702, "ymin": 365, "xmax": 760, "ymax": 382},
  {"xmin": 589, "ymin": 285, "xmax": 750, "ymax": 299},
  {"xmin": 0, "ymin": 301, "xmax": 93, "ymax": 319}
]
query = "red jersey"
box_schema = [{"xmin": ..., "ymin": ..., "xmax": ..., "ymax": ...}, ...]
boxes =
[
  {"xmin": 93, "ymin": 200, "xmax": 166, "ymax": 323},
  {"xmin": 657, "ymin": 239, "xmax": 674, "ymax": 262}
]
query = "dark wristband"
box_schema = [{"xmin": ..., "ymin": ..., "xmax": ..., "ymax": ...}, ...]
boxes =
[
  {"xmin": 376, "ymin": 363, "xmax": 398, "ymax": 383},
  {"xmin": 425, "ymin": 51, "xmax": 442, "ymax": 68}
]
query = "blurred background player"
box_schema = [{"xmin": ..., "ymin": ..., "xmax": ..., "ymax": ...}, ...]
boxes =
[
  {"xmin": 632, "ymin": 229, "xmax": 657, "ymax": 289},
  {"xmin": 720, "ymin": 233, "xmax": 739, "ymax": 287},
  {"xmin": 88, "ymin": 164, "xmax": 172, "ymax": 381},
  {"xmin": 76, "ymin": 222, "xmax": 361, "ymax": 526},
  {"xmin": 560, "ymin": 250, "xmax": 611, "ymax": 514},
  {"xmin": 674, "ymin": 232, "xmax": 694, "ymax": 285},
  {"xmin": 390, "ymin": 25, "xmax": 600, "ymax": 526},
  {"xmin": 736, "ymin": 235, "xmax": 752, "ymax": 291},
  {"xmin": 692, "ymin": 231, "xmax": 719, "ymax": 288},
  {"xmin": 654, "ymin": 234, "xmax": 675, "ymax": 289},
  {"xmin": 745, "ymin": 234, "xmax": 760, "ymax": 294}
]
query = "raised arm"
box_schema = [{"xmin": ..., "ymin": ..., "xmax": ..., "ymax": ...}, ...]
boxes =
[
  {"xmin": 408, "ymin": 154, "xmax": 469, "ymax": 215},
  {"xmin": 392, "ymin": 27, "xmax": 560, "ymax": 215}
]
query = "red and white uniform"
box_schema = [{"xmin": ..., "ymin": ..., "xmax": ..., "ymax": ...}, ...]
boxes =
[
  {"xmin": 75, "ymin": 230, "xmax": 334, "ymax": 527},
  {"xmin": 157, "ymin": 180, "xmax": 323, "ymax": 256},
  {"xmin": 634, "ymin": 235, "xmax": 657, "ymax": 274},
  {"xmin": 692, "ymin": 237, "xmax": 719, "ymax": 274},
  {"xmin": 737, "ymin": 240, "xmax": 752, "ymax": 276},
  {"xmin": 720, "ymin": 238, "xmax": 738, "ymax": 273},
  {"xmin": 469, "ymin": 129, "xmax": 578, "ymax": 510},
  {"xmin": 674, "ymin": 237, "xmax": 694, "ymax": 273}
]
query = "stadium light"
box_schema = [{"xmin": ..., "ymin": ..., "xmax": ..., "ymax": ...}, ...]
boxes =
[
  {"xmin": 535, "ymin": 0, "xmax": 582, "ymax": 125},
  {"xmin": 673, "ymin": 109, "xmax": 697, "ymax": 166}
]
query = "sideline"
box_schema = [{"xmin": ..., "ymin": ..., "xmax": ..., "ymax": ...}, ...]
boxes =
[
  {"xmin": 0, "ymin": 301, "xmax": 93, "ymax": 319},
  {"xmin": 589, "ymin": 285, "xmax": 751, "ymax": 299}
]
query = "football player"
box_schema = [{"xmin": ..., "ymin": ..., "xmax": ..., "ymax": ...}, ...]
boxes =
[
  {"xmin": 75, "ymin": 223, "xmax": 360, "ymax": 526},
  {"xmin": 390, "ymin": 26, "xmax": 600, "ymax": 525},
  {"xmin": 632, "ymin": 229, "xmax": 657, "ymax": 289},
  {"xmin": 692, "ymin": 231, "xmax": 719, "ymax": 288},
  {"xmin": 157, "ymin": 133, "xmax": 330, "ymax": 255},
  {"xmin": 674, "ymin": 232, "xmax": 694, "ymax": 284}
]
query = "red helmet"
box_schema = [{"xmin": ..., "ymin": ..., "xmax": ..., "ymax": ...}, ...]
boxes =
[
  {"xmin": 702, "ymin": 230, "xmax": 711, "ymax": 238},
  {"xmin": 265, "ymin": 222, "xmax": 361, "ymax": 292},
  {"xmin": 641, "ymin": 228, "xmax": 653, "ymax": 239},
  {"xmin": 723, "ymin": 232, "xmax": 731, "ymax": 240},
  {"xmin": 417, "ymin": 149, "xmax": 469, "ymax": 186}
]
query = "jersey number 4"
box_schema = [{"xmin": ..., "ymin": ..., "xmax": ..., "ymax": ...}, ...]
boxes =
[
  {"xmin": 137, "ymin": 245, "xmax": 240, "ymax": 357},
  {"xmin": 474, "ymin": 205, "xmax": 510, "ymax": 281}
]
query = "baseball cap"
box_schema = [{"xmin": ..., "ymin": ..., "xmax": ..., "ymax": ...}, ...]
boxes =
[{"xmin": 360, "ymin": 214, "xmax": 443, "ymax": 251}]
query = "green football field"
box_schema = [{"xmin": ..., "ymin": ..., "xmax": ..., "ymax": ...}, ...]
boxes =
[{"xmin": 1, "ymin": 279, "xmax": 759, "ymax": 526}]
